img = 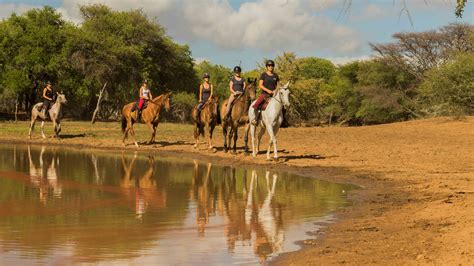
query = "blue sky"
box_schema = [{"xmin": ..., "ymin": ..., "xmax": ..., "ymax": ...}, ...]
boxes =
[{"xmin": 1, "ymin": 0, "xmax": 473, "ymax": 70}]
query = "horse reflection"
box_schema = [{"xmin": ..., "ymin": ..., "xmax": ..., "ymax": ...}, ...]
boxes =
[
  {"xmin": 27, "ymin": 145, "xmax": 62, "ymax": 203},
  {"xmin": 190, "ymin": 160, "xmax": 215, "ymax": 236},
  {"xmin": 241, "ymin": 170, "xmax": 284, "ymax": 262},
  {"xmin": 120, "ymin": 154, "xmax": 166, "ymax": 219}
]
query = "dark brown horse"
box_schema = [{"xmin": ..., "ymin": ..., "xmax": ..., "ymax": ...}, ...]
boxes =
[
  {"xmin": 192, "ymin": 95, "xmax": 219, "ymax": 150},
  {"xmin": 220, "ymin": 78, "xmax": 257, "ymax": 153},
  {"xmin": 121, "ymin": 92, "xmax": 172, "ymax": 147}
]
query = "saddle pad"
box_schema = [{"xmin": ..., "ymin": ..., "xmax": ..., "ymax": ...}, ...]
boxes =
[{"xmin": 261, "ymin": 97, "xmax": 271, "ymax": 111}]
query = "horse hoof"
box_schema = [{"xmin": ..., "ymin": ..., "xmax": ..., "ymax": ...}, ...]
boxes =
[
  {"xmin": 134, "ymin": 142, "xmax": 139, "ymax": 147},
  {"xmin": 212, "ymin": 148, "xmax": 217, "ymax": 153},
  {"xmin": 193, "ymin": 144, "xmax": 198, "ymax": 149}
]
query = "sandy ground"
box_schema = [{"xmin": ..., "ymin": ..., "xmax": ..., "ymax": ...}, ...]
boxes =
[{"xmin": 0, "ymin": 117, "xmax": 473, "ymax": 264}]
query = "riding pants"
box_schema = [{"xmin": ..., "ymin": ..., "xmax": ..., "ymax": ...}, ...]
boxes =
[{"xmin": 224, "ymin": 91, "xmax": 243, "ymax": 117}]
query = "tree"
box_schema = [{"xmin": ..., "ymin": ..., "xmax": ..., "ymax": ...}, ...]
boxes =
[
  {"xmin": 370, "ymin": 23, "xmax": 474, "ymax": 80},
  {"xmin": 417, "ymin": 53, "xmax": 474, "ymax": 116},
  {"xmin": 0, "ymin": 6, "xmax": 68, "ymax": 114},
  {"xmin": 194, "ymin": 61, "xmax": 232, "ymax": 99}
]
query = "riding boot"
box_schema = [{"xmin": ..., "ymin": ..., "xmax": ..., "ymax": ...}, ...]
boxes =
[
  {"xmin": 137, "ymin": 110, "xmax": 142, "ymax": 123},
  {"xmin": 280, "ymin": 108, "xmax": 289, "ymax": 128},
  {"xmin": 42, "ymin": 109, "xmax": 48, "ymax": 120}
]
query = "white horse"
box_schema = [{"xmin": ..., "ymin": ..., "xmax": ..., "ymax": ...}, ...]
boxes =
[
  {"xmin": 28, "ymin": 92, "xmax": 67, "ymax": 139},
  {"xmin": 248, "ymin": 81, "xmax": 290, "ymax": 160}
]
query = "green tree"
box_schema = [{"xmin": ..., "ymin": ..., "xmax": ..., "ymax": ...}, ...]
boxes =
[
  {"xmin": 194, "ymin": 61, "xmax": 232, "ymax": 99},
  {"xmin": 417, "ymin": 53, "xmax": 474, "ymax": 115}
]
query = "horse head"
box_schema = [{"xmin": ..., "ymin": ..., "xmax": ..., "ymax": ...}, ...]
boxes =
[
  {"xmin": 246, "ymin": 77, "xmax": 257, "ymax": 101},
  {"xmin": 56, "ymin": 91, "xmax": 67, "ymax": 105},
  {"xmin": 164, "ymin": 92, "xmax": 172, "ymax": 112},
  {"xmin": 278, "ymin": 81, "xmax": 291, "ymax": 108}
]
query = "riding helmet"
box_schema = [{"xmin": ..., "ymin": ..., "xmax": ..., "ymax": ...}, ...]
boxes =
[
  {"xmin": 233, "ymin": 66, "xmax": 242, "ymax": 73},
  {"xmin": 46, "ymin": 81, "xmax": 52, "ymax": 85},
  {"xmin": 265, "ymin": 60, "xmax": 275, "ymax": 67},
  {"xmin": 143, "ymin": 79, "xmax": 148, "ymax": 84},
  {"xmin": 203, "ymin": 73, "xmax": 210, "ymax": 79}
]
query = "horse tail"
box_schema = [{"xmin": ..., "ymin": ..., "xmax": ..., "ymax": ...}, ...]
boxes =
[{"xmin": 121, "ymin": 115, "xmax": 127, "ymax": 133}]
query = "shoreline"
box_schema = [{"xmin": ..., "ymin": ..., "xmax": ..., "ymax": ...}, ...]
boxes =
[{"xmin": 0, "ymin": 117, "xmax": 472, "ymax": 264}]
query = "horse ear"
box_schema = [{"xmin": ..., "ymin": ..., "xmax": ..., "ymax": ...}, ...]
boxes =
[
  {"xmin": 253, "ymin": 78, "xmax": 257, "ymax": 83},
  {"xmin": 247, "ymin": 77, "xmax": 251, "ymax": 83}
]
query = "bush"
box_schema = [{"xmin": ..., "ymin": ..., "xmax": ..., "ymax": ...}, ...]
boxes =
[
  {"xmin": 166, "ymin": 91, "xmax": 197, "ymax": 123},
  {"xmin": 417, "ymin": 53, "xmax": 474, "ymax": 116}
]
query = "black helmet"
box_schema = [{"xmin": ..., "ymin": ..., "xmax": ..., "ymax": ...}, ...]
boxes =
[
  {"xmin": 203, "ymin": 73, "xmax": 210, "ymax": 79},
  {"xmin": 46, "ymin": 81, "xmax": 52, "ymax": 85},
  {"xmin": 233, "ymin": 66, "xmax": 242, "ymax": 73},
  {"xmin": 265, "ymin": 60, "xmax": 275, "ymax": 67}
]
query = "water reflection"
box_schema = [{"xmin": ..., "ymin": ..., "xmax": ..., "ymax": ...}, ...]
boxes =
[{"xmin": 0, "ymin": 144, "xmax": 354, "ymax": 264}]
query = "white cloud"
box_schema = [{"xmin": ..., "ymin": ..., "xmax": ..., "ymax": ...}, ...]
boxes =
[
  {"xmin": 0, "ymin": 0, "xmax": 362, "ymax": 56},
  {"xmin": 327, "ymin": 55, "xmax": 371, "ymax": 65},
  {"xmin": 0, "ymin": 3, "xmax": 39, "ymax": 20},
  {"xmin": 355, "ymin": 4, "xmax": 389, "ymax": 20},
  {"xmin": 57, "ymin": 0, "xmax": 362, "ymax": 55}
]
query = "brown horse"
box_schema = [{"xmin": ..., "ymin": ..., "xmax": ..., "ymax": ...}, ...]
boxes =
[
  {"xmin": 192, "ymin": 95, "xmax": 219, "ymax": 150},
  {"xmin": 121, "ymin": 92, "xmax": 172, "ymax": 147},
  {"xmin": 220, "ymin": 78, "xmax": 257, "ymax": 154}
]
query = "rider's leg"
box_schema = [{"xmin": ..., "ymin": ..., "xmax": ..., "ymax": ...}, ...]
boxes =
[
  {"xmin": 137, "ymin": 98, "xmax": 145, "ymax": 122},
  {"xmin": 223, "ymin": 93, "xmax": 236, "ymax": 121},
  {"xmin": 43, "ymin": 100, "xmax": 50, "ymax": 119},
  {"xmin": 251, "ymin": 94, "xmax": 267, "ymax": 125}
]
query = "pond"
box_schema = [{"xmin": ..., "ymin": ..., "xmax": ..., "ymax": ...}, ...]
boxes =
[{"xmin": 0, "ymin": 144, "xmax": 355, "ymax": 264}]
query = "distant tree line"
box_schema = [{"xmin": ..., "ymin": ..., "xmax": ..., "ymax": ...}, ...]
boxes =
[{"xmin": 0, "ymin": 5, "xmax": 472, "ymax": 125}]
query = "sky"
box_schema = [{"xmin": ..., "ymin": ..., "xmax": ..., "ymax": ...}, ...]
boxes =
[{"xmin": 0, "ymin": 0, "xmax": 473, "ymax": 70}]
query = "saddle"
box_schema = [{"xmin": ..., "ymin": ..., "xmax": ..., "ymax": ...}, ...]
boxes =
[{"xmin": 131, "ymin": 101, "xmax": 148, "ymax": 112}]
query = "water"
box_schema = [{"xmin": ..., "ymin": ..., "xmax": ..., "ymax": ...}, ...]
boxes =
[{"xmin": 0, "ymin": 144, "xmax": 354, "ymax": 264}]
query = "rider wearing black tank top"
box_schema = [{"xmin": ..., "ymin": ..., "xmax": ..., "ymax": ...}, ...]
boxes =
[
  {"xmin": 223, "ymin": 66, "xmax": 246, "ymax": 122},
  {"xmin": 42, "ymin": 81, "xmax": 54, "ymax": 118}
]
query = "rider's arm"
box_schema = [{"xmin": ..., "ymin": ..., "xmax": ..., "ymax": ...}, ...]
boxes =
[
  {"xmin": 149, "ymin": 90, "xmax": 153, "ymax": 100},
  {"xmin": 259, "ymin": 80, "xmax": 273, "ymax": 95},
  {"xmin": 229, "ymin": 80, "xmax": 235, "ymax": 94},
  {"xmin": 210, "ymin": 84, "xmax": 214, "ymax": 98},
  {"xmin": 139, "ymin": 86, "xmax": 144, "ymax": 99},
  {"xmin": 199, "ymin": 84, "xmax": 203, "ymax": 102}
]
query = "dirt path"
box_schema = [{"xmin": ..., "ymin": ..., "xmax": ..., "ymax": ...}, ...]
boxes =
[{"xmin": 1, "ymin": 117, "xmax": 473, "ymax": 264}]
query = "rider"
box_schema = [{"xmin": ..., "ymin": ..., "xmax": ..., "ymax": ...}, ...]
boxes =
[
  {"xmin": 251, "ymin": 60, "xmax": 289, "ymax": 127},
  {"xmin": 223, "ymin": 66, "xmax": 246, "ymax": 122},
  {"xmin": 42, "ymin": 81, "xmax": 54, "ymax": 119},
  {"xmin": 137, "ymin": 79, "xmax": 152, "ymax": 122},
  {"xmin": 196, "ymin": 73, "xmax": 213, "ymax": 121}
]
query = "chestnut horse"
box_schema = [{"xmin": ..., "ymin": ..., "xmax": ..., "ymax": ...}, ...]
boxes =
[
  {"xmin": 121, "ymin": 92, "xmax": 172, "ymax": 147},
  {"xmin": 220, "ymin": 78, "xmax": 256, "ymax": 154},
  {"xmin": 192, "ymin": 95, "xmax": 219, "ymax": 150}
]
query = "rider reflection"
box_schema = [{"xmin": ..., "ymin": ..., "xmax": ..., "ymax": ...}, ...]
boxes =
[
  {"xmin": 120, "ymin": 153, "xmax": 166, "ymax": 220},
  {"xmin": 27, "ymin": 145, "xmax": 62, "ymax": 204}
]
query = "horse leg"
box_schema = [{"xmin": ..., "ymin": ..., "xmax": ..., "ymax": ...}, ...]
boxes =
[
  {"xmin": 228, "ymin": 127, "xmax": 233, "ymax": 153},
  {"xmin": 146, "ymin": 123, "xmax": 155, "ymax": 145},
  {"xmin": 232, "ymin": 127, "xmax": 238, "ymax": 154},
  {"xmin": 28, "ymin": 117, "xmax": 36, "ymax": 139},
  {"xmin": 56, "ymin": 122, "xmax": 61, "ymax": 135},
  {"xmin": 193, "ymin": 123, "xmax": 200, "ymax": 149},
  {"xmin": 41, "ymin": 121, "xmax": 46, "ymax": 139},
  {"xmin": 250, "ymin": 124, "xmax": 257, "ymax": 158},
  {"xmin": 222, "ymin": 125, "xmax": 228, "ymax": 153},
  {"xmin": 266, "ymin": 127, "xmax": 277, "ymax": 161},
  {"xmin": 273, "ymin": 126, "xmax": 280, "ymax": 159},
  {"xmin": 208, "ymin": 123, "xmax": 215, "ymax": 150},
  {"xmin": 151, "ymin": 124, "xmax": 157, "ymax": 143},
  {"xmin": 131, "ymin": 123, "xmax": 139, "ymax": 147},
  {"xmin": 244, "ymin": 123, "xmax": 250, "ymax": 154},
  {"xmin": 52, "ymin": 119, "xmax": 58, "ymax": 138},
  {"xmin": 257, "ymin": 126, "xmax": 265, "ymax": 155}
]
